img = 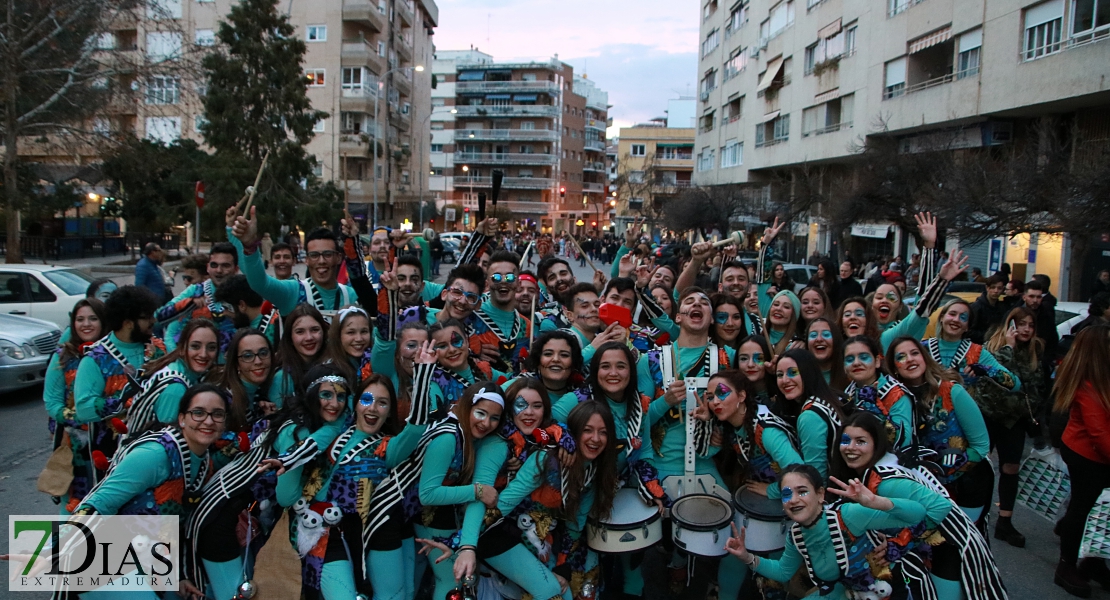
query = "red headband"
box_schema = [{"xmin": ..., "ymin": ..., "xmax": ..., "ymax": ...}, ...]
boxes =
[{"xmin": 519, "ymin": 273, "xmax": 537, "ymax": 285}]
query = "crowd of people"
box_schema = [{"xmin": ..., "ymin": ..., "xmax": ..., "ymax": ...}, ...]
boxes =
[{"xmin": 12, "ymin": 204, "xmax": 1110, "ymax": 600}]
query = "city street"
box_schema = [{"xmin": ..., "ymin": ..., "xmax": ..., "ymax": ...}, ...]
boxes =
[{"xmin": 0, "ymin": 253, "xmax": 1101, "ymax": 600}]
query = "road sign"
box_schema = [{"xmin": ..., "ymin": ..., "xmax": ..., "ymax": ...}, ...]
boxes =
[{"xmin": 195, "ymin": 181, "xmax": 205, "ymax": 208}]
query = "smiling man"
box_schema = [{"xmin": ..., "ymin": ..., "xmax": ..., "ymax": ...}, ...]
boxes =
[
  {"xmin": 156, "ymin": 242, "xmax": 240, "ymax": 353},
  {"xmin": 466, "ymin": 250, "xmax": 532, "ymax": 372}
]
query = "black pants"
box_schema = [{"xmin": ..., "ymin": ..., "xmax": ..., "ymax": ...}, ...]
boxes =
[{"xmin": 1059, "ymin": 444, "xmax": 1110, "ymax": 564}]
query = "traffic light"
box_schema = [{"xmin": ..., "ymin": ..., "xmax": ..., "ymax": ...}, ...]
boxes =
[
  {"xmin": 430, "ymin": 218, "xmax": 435, "ymax": 224},
  {"xmin": 559, "ymin": 186, "xmax": 566, "ymax": 199},
  {"xmin": 591, "ymin": 221, "xmax": 598, "ymax": 227},
  {"xmin": 464, "ymin": 207, "xmax": 470, "ymax": 212}
]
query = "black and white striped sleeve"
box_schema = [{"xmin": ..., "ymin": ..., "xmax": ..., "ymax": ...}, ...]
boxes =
[
  {"xmin": 408, "ymin": 363, "xmax": 436, "ymax": 426},
  {"xmin": 636, "ymin": 286, "xmax": 666, "ymax": 321},
  {"xmin": 916, "ymin": 247, "xmax": 937, "ymax": 298},
  {"xmin": 914, "ymin": 270, "xmax": 950, "ymax": 319},
  {"xmin": 458, "ymin": 231, "xmax": 490, "ymax": 266}
]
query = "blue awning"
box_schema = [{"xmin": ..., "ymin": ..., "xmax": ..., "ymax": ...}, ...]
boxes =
[
  {"xmin": 513, "ymin": 94, "xmax": 538, "ymax": 102},
  {"xmin": 457, "ymin": 71, "xmax": 484, "ymax": 81},
  {"xmin": 485, "ymin": 94, "xmax": 511, "ymax": 100}
]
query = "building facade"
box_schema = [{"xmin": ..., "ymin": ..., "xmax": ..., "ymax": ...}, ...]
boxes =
[
  {"xmin": 613, "ymin": 123, "xmax": 696, "ymax": 233},
  {"xmin": 694, "ymin": 0, "xmax": 1110, "ymax": 297},
  {"xmin": 428, "ymin": 50, "xmax": 611, "ymax": 234}
]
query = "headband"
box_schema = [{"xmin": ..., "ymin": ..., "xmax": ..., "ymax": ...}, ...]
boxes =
[
  {"xmin": 309, "ymin": 374, "xmax": 347, "ymax": 391},
  {"xmin": 337, "ymin": 306, "xmax": 367, "ymax": 323},
  {"xmin": 473, "ymin": 390, "xmax": 505, "ymax": 408},
  {"xmin": 519, "ymin": 273, "xmax": 537, "ymax": 285}
]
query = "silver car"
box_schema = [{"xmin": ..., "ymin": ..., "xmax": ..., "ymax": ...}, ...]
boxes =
[{"xmin": 0, "ymin": 313, "xmax": 62, "ymax": 394}]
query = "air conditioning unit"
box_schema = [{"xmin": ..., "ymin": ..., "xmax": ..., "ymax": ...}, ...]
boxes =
[
  {"xmin": 749, "ymin": 46, "xmax": 760, "ymax": 58},
  {"xmin": 982, "ymin": 121, "xmax": 1013, "ymax": 145},
  {"xmin": 700, "ymin": 91, "xmax": 710, "ymax": 102},
  {"xmin": 759, "ymin": 37, "xmax": 769, "ymax": 49}
]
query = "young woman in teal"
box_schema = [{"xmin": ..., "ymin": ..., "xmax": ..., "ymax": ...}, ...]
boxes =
[
  {"xmin": 220, "ymin": 329, "xmax": 276, "ymax": 434},
  {"xmin": 42, "ymin": 298, "xmax": 105, "ymax": 514},
  {"xmin": 835, "ymin": 413, "xmax": 1006, "ymax": 600},
  {"xmin": 415, "ymin": 381, "xmax": 505, "ymax": 600},
  {"xmin": 735, "ymin": 335, "xmax": 778, "ymax": 409},
  {"xmin": 426, "ymin": 319, "xmax": 508, "ymax": 417},
  {"xmin": 126, "ymin": 318, "xmax": 220, "ymax": 436},
  {"xmin": 525, "ymin": 330, "xmax": 586, "ymax": 418},
  {"xmin": 888, "ymin": 336, "xmax": 991, "ymax": 522},
  {"xmin": 270, "ymin": 304, "xmax": 329, "ymax": 408},
  {"xmin": 765, "ymin": 290, "xmax": 802, "ymax": 356},
  {"xmin": 925, "ymin": 299, "xmax": 1018, "ymax": 389},
  {"xmin": 695, "ymin": 370, "xmax": 802, "ymax": 600},
  {"xmin": 805, "ymin": 318, "xmax": 849, "ymax": 390},
  {"xmin": 843, "ymin": 335, "xmax": 915, "ymax": 450},
  {"xmin": 73, "ymin": 384, "xmax": 231, "ymax": 600},
  {"xmin": 324, "ymin": 306, "xmax": 374, "ymax": 388},
  {"xmin": 774, "ymin": 349, "xmax": 846, "ymax": 481},
  {"xmin": 481, "ymin": 401, "xmax": 618, "ymax": 600},
  {"xmin": 711, "ymin": 293, "xmax": 747, "ymax": 352},
  {"xmin": 724, "ymin": 464, "xmax": 928, "ymax": 600}
]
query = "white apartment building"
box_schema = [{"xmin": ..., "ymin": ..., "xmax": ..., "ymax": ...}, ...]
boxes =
[{"xmin": 694, "ymin": 0, "xmax": 1110, "ymax": 296}]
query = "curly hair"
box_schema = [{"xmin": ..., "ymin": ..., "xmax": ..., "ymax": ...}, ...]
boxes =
[{"xmin": 103, "ymin": 285, "xmax": 161, "ymax": 332}]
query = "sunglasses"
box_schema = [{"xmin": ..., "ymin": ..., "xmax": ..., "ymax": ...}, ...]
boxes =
[{"xmin": 490, "ymin": 273, "xmax": 517, "ymax": 284}]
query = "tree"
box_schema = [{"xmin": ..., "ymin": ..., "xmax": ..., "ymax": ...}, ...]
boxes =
[
  {"xmin": 611, "ymin": 152, "xmax": 673, "ymax": 232},
  {"xmin": 662, "ymin": 183, "xmax": 761, "ymax": 236},
  {"xmin": 198, "ymin": 0, "xmax": 339, "ymax": 235}
]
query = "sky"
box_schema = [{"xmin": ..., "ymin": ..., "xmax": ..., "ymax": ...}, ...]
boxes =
[{"xmin": 432, "ymin": 0, "xmax": 699, "ymax": 138}]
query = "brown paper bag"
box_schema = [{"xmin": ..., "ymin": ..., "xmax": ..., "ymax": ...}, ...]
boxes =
[
  {"xmin": 37, "ymin": 433, "xmax": 74, "ymax": 496},
  {"xmin": 251, "ymin": 511, "xmax": 302, "ymax": 599}
]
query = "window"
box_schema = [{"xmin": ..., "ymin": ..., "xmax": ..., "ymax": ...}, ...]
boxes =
[
  {"xmin": 845, "ymin": 24, "xmax": 857, "ymax": 55},
  {"xmin": 431, "ymin": 123, "xmax": 444, "ymax": 130},
  {"xmin": 773, "ymin": 114, "xmax": 790, "ymax": 140},
  {"xmin": 145, "ymin": 116, "xmax": 181, "ymax": 144},
  {"xmin": 306, "ymin": 25, "xmax": 326, "ymax": 41},
  {"xmin": 704, "ymin": 0, "xmax": 718, "ymax": 20},
  {"xmin": 720, "ymin": 139, "xmax": 743, "ymax": 167},
  {"xmin": 802, "ymin": 95, "xmax": 852, "ymax": 135},
  {"xmin": 804, "ymin": 43, "xmax": 818, "ymax": 74},
  {"xmin": 378, "ymin": 0, "xmax": 386, "ymax": 14},
  {"xmin": 661, "ymin": 145, "xmax": 693, "ymax": 160},
  {"xmin": 147, "ymin": 0, "xmax": 182, "ymax": 20},
  {"xmin": 145, "ymin": 31, "xmax": 182, "ymax": 61},
  {"xmin": 305, "ymin": 69, "xmax": 326, "ymax": 86},
  {"xmin": 700, "ymin": 111, "xmax": 716, "ymax": 133},
  {"xmin": 378, "ymin": 41, "xmax": 386, "ymax": 56},
  {"xmin": 631, "ymin": 144, "xmax": 646, "ymax": 156},
  {"xmin": 431, "ymin": 168, "xmax": 445, "ymax": 176},
  {"xmin": 1023, "ymin": 0, "xmax": 1064, "ymax": 59},
  {"xmin": 522, "ymin": 73, "xmax": 537, "ymax": 81},
  {"xmin": 430, "ymin": 144, "xmax": 444, "ymax": 152},
  {"xmin": 724, "ymin": 47, "xmax": 749, "ymax": 80},
  {"xmin": 313, "ymin": 118, "xmax": 325, "ymax": 133},
  {"xmin": 697, "ymin": 148, "xmax": 715, "ymax": 171},
  {"xmin": 702, "ymin": 29, "xmax": 720, "ymax": 57},
  {"xmin": 766, "ymin": 0, "xmax": 795, "ymax": 40},
  {"xmin": 521, "ymin": 121, "xmax": 535, "ymax": 130},
  {"xmin": 957, "ymin": 29, "xmax": 982, "ymax": 78},
  {"xmin": 701, "ymin": 69, "xmax": 717, "ymax": 93},
  {"xmin": 756, "ymin": 114, "xmax": 789, "ymax": 147},
  {"xmin": 725, "ymin": 96, "xmax": 744, "ymax": 122},
  {"xmin": 93, "ymin": 118, "xmax": 111, "ymax": 136},
  {"xmin": 313, "ymin": 163, "xmax": 324, "ymax": 178},
  {"xmin": 1072, "ymin": 0, "xmax": 1110, "ymax": 40},
  {"xmin": 727, "ymin": 2, "xmax": 747, "ymax": 35},
  {"xmin": 804, "ymin": 21, "xmax": 846, "ymax": 75},
  {"xmin": 884, "ymin": 57, "xmax": 907, "ymax": 98},
  {"xmin": 194, "ymin": 29, "xmax": 215, "ymax": 46},
  {"xmin": 145, "ymin": 75, "xmax": 180, "ymax": 104},
  {"xmin": 889, "ymin": 0, "xmax": 909, "ymax": 17},
  {"xmin": 629, "ymin": 170, "xmax": 645, "ymax": 183},
  {"xmin": 95, "ymin": 33, "xmax": 116, "ymax": 50}
]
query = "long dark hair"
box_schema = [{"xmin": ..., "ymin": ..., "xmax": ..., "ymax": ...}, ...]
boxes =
[
  {"xmin": 736, "ymin": 334, "xmax": 778, "ymax": 395},
  {"xmin": 805, "ymin": 317, "xmax": 849, "ymax": 391},
  {"xmin": 829, "ymin": 411, "xmax": 892, "ymax": 483},
  {"xmin": 587, "ymin": 342, "xmax": 637, "ymax": 405},
  {"xmin": 324, "ymin": 307, "xmax": 371, "ymax": 385},
  {"xmin": 708, "ymin": 370, "xmax": 761, "ymax": 488},
  {"xmin": 525, "ymin": 330, "xmax": 584, "ymax": 378},
  {"xmin": 395, "ymin": 321, "xmax": 430, "ymax": 408},
  {"xmin": 360, "ymin": 373, "xmax": 402, "ymax": 436},
  {"xmin": 60, "ymin": 298, "xmax": 106, "ymax": 364},
  {"xmin": 777, "ymin": 348, "xmax": 846, "ymax": 423},
  {"xmin": 145, "ymin": 318, "xmax": 219, "ymax": 375},
  {"xmin": 562, "ymin": 401, "xmax": 618, "ymax": 520},
  {"xmin": 836, "ymin": 296, "xmax": 881, "ymax": 342},
  {"xmin": 887, "ymin": 335, "xmax": 961, "ymax": 410},
  {"xmin": 710, "ymin": 293, "xmax": 746, "ymax": 350},
  {"xmin": 503, "ymin": 377, "xmax": 554, "ymax": 430},
  {"xmin": 277, "ymin": 304, "xmax": 329, "ymax": 398},
  {"xmin": 220, "ymin": 328, "xmax": 274, "ymax": 432},
  {"xmin": 812, "ymin": 259, "xmax": 839, "ymax": 295},
  {"xmin": 453, "ymin": 381, "xmax": 506, "ymax": 485},
  {"xmin": 262, "ymin": 362, "xmax": 350, "ymax": 454}
]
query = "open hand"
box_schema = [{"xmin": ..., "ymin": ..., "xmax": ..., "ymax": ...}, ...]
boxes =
[
  {"xmin": 939, "ymin": 249, "xmax": 969, "ymax": 281},
  {"xmin": 415, "ymin": 538, "xmax": 454, "ymax": 564},
  {"xmin": 415, "ymin": 340, "xmax": 438, "ymax": 365},
  {"xmin": 256, "ymin": 457, "xmax": 287, "ymax": 476},
  {"xmin": 914, "ymin": 212, "xmax": 937, "ymax": 249}
]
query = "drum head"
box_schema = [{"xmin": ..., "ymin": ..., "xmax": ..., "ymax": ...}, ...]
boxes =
[
  {"xmin": 733, "ymin": 488, "xmax": 785, "ymax": 520},
  {"xmin": 671, "ymin": 494, "xmax": 732, "ymax": 530},
  {"xmin": 600, "ymin": 487, "xmax": 658, "ymax": 525}
]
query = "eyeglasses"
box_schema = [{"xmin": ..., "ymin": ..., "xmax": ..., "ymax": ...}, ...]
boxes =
[
  {"xmin": 447, "ymin": 287, "xmax": 481, "ymax": 306},
  {"xmin": 490, "ymin": 273, "xmax": 517, "ymax": 284},
  {"xmin": 715, "ymin": 312, "xmax": 743, "ymax": 324},
  {"xmin": 808, "ymin": 330, "xmax": 834, "ymax": 341},
  {"xmin": 187, "ymin": 408, "xmax": 227, "ymax": 423},
  {"xmin": 306, "ymin": 251, "xmax": 339, "ymax": 261},
  {"xmin": 238, "ymin": 348, "xmax": 272, "ymax": 363}
]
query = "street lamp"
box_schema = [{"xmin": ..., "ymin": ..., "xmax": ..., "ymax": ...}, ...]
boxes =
[{"xmin": 373, "ymin": 64, "xmax": 424, "ymax": 229}]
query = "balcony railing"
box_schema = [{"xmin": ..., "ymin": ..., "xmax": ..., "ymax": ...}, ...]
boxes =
[
  {"xmin": 342, "ymin": 83, "xmax": 377, "ymax": 98},
  {"xmin": 803, "ymin": 121, "xmax": 853, "ymax": 137},
  {"xmin": 455, "ymin": 81, "xmax": 560, "ymax": 94},
  {"xmin": 585, "ymin": 118, "xmax": 606, "ymax": 131},
  {"xmin": 341, "ymin": 0, "xmax": 385, "ymax": 31},
  {"xmin": 454, "ymin": 176, "xmax": 556, "ymax": 190},
  {"xmin": 583, "ymin": 161, "xmax": 606, "ymax": 172},
  {"xmin": 453, "ymin": 105, "xmax": 560, "ymax": 117},
  {"xmin": 884, "ymin": 73, "xmax": 954, "ymax": 100},
  {"xmin": 454, "ymin": 152, "xmax": 557, "ymax": 165},
  {"xmin": 455, "ymin": 128, "xmax": 558, "ymax": 141},
  {"xmin": 499, "ymin": 201, "xmax": 550, "ymax": 214},
  {"xmin": 584, "ymin": 140, "xmax": 605, "ymax": 151},
  {"xmin": 583, "ymin": 182, "xmax": 606, "ymax": 194}
]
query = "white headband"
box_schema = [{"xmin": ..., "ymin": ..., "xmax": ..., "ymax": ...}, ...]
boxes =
[
  {"xmin": 473, "ymin": 390, "xmax": 505, "ymax": 408},
  {"xmin": 337, "ymin": 306, "xmax": 368, "ymax": 323},
  {"xmin": 310, "ymin": 374, "xmax": 347, "ymax": 391}
]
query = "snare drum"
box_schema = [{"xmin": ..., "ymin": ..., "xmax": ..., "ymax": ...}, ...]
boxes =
[
  {"xmin": 670, "ymin": 494, "xmax": 733, "ymax": 557},
  {"xmin": 732, "ymin": 488, "xmax": 787, "ymax": 553},
  {"xmin": 587, "ymin": 488, "xmax": 662, "ymax": 553}
]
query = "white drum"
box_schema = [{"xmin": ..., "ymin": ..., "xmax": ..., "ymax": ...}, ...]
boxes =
[
  {"xmin": 587, "ymin": 488, "xmax": 662, "ymax": 553},
  {"xmin": 732, "ymin": 488, "xmax": 787, "ymax": 553},
  {"xmin": 670, "ymin": 494, "xmax": 733, "ymax": 557}
]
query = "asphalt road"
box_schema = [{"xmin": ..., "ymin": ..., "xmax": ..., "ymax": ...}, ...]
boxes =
[{"xmin": 0, "ymin": 253, "xmax": 1102, "ymax": 599}]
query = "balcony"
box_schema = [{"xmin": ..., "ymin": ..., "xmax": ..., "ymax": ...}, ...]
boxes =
[
  {"xmin": 454, "ymin": 152, "xmax": 557, "ymax": 166},
  {"xmin": 392, "ymin": 69, "xmax": 412, "ymax": 96},
  {"xmin": 585, "ymin": 118, "xmax": 606, "ymax": 132},
  {"xmin": 582, "ymin": 161, "xmax": 606, "ymax": 172},
  {"xmin": 584, "ymin": 139, "xmax": 605, "ymax": 152},
  {"xmin": 342, "ymin": 39, "xmax": 385, "ymax": 75},
  {"xmin": 453, "ymin": 105, "xmax": 560, "ymax": 118},
  {"xmin": 390, "ymin": 109, "xmax": 411, "ymax": 131},
  {"xmin": 397, "ymin": 0, "xmax": 414, "ymax": 26},
  {"xmin": 394, "ymin": 32, "xmax": 413, "ymax": 63},
  {"xmin": 339, "ymin": 134, "xmax": 373, "ymax": 156},
  {"xmin": 456, "ymin": 129, "xmax": 558, "ymax": 142},
  {"xmin": 456, "ymin": 176, "xmax": 556, "ymax": 190},
  {"xmin": 454, "ymin": 81, "xmax": 560, "ymax": 95},
  {"xmin": 339, "ymin": 84, "xmax": 378, "ymax": 113},
  {"xmin": 499, "ymin": 201, "xmax": 549, "ymax": 215},
  {"xmin": 583, "ymin": 182, "xmax": 606, "ymax": 194},
  {"xmin": 342, "ymin": 0, "xmax": 385, "ymax": 31},
  {"xmin": 656, "ymin": 155, "xmax": 693, "ymax": 167}
]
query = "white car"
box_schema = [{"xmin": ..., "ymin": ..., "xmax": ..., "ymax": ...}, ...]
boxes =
[
  {"xmin": 1055, "ymin": 301, "xmax": 1090, "ymax": 339},
  {"xmin": 0, "ymin": 265, "xmax": 96, "ymax": 330}
]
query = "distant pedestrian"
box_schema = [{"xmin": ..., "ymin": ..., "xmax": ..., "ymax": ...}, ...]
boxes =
[
  {"xmin": 260, "ymin": 233, "xmax": 274, "ymax": 269},
  {"xmin": 969, "ymin": 273, "xmax": 1009, "ymax": 343},
  {"xmin": 429, "ymin": 234, "xmax": 444, "ymax": 276},
  {"xmin": 971, "ymin": 267, "xmax": 987, "ymax": 283},
  {"xmin": 1093, "ymin": 270, "xmax": 1110, "ymax": 298},
  {"xmin": 135, "ymin": 243, "xmax": 168, "ymax": 300}
]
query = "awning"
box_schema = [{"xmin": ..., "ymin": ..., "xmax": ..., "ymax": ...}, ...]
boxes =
[
  {"xmin": 485, "ymin": 94, "xmax": 510, "ymax": 100},
  {"xmin": 457, "ymin": 71, "xmax": 484, "ymax": 81},
  {"xmin": 513, "ymin": 94, "xmax": 538, "ymax": 101},
  {"xmin": 756, "ymin": 57, "xmax": 784, "ymax": 92},
  {"xmin": 909, "ymin": 27, "xmax": 953, "ymax": 54},
  {"xmin": 818, "ymin": 18, "xmax": 842, "ymax": 40},
  {"xmin": 814, "ymin": 87, "xmax": 840, "ymax": 104},
  {"xmin": 762, "ymin": 110, "xmax": 781, "ymax": 123},
  {"xmin": 851, "ymin": 224, "xmax": 891, "ymax": 239},
  {"xmin": 959, "ymin": 28, "xmax": 983, "ymax": 52}
]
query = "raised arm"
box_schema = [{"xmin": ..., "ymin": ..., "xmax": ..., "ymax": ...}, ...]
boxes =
[
  {"xmin": 340, "ymin": 212, "xmax": 378, "ymax": 317},
  {"xmin": 228, "ymin": 207, "xmax": 300, "ymax": 314}
]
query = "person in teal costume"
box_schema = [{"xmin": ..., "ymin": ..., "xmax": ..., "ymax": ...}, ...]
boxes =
[
  {"xmin": 734, "ymin": 336, "xmax": 778, "ymax": 410},
  {"xmin": 805, "ymin": 318, "xmax": 849, "ymax": 390},
  {"xmin": 270, "ymin": 305, "xmax": 329, "ymax": 409},
  {"xmin": 126, "ymin": 318, "xmax": 219, "ymax": 436},
  {"xmin": 218, "ymin": 329, "xmax": 276, "ymax": 435},
  {"xmin": 774, "ymin": 348, "xmax": 846, "ymax": 481}
]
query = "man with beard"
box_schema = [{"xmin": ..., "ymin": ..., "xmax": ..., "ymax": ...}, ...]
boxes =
[
  {"xmin": 560, "ymin": 282, "xmax": 628, "ymax": 366},
  {"xmin": 269, "ymin": 242, "xmax": 296, "ymax": 280},
  {"xmin": 156, "ymin": 242, "xmax": 240, "ymax": 353},
  {"xmin": 215, "ymin": 274, "xmax": 281, "ymax": 347},
  {"xmin": 230, "ymin": 205, "xmax": 357, "ymax": 315},
  {"xmin": 74, "ymin": 286, "xmax": 165, "ymax": 471},
  {"xmin": 365, "ymin": 227, "xmax": 393, "ymax": 290},
  {"xmin": 535, "ymin": 256, "xmax": 608, "ymax": 332},
  {"xmin": 469, "ymin": 251, "xmax": 532, "ymax": 371}
]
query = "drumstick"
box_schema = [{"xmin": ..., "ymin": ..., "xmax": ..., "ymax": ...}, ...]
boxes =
[
  {"xmin": 529, "ymin": 292, "xmax": 537, "ymax": 344},
  {"xmin": 569, "ymin": 235, "xmax": 599, "ymax": 273},
  {"xmin": 242, "ymin": 149, "xmax": 271, "ymax": 214}
]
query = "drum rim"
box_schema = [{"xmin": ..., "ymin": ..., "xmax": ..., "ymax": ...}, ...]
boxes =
[
  {"xmin": 732, "ymin": 490, "xmax": 787, "ymax": 521},
  {"xmin": 670, "ymin": 493, "xmax": 734, "ymax": 532},
  {"xmin": 587, "ymin": 509, "xmax": 662, "ymax": 531}
]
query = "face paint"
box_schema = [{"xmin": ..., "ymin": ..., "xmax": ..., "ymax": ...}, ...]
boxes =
[
  {"xmin": 844, "ymin": 308, "xmax": 867, "ymax": 319},
  {"xmin": 513, "ymin": 396, "xmax": 530, "ymax": 415},
  {"xmin": 894, "ymin": 352, "xmax": 909, "ymax": 365},
  {"xmin": 840, "ymin": 433, "xmax": 852, "ymax": 446},
  {"xmin": 715, "ymin": 312, "xmax": 742, "ymax": 324},
  {"xmin": 785, "ymin": 367, "xmax": 800, "ymax": 378},
  {"xmin": 958, "ymin": 312, "xmax": 969, "ymax": 323},
  {"xmin": 715, "ymin": 383, "xmax": 732, "ymax": 400},
  {"xmin": 882, "ymin": 292, "xmax": 899, "ymax": 302},
  {"xmin": 450, "ymin": 332, "xmax": 466, "ymax": 349},
  {"xmin": 808, "ymin": 329, "xmax": 834, "ymax": 341},
  {"xmin": 473, "ymin": 409, "xmax": 490, "ymax": 421},
  {"xmin": 844, "ymin": 353, "xmax": 874, "ymax": 366},
  {"xmin": 741, "ymin": 353, "xmax": 764, "ymax": 365},
  {"xmin": 359, "ymin": 392, "xmax": 375, "ymax": 406},
  {"xmin": 781, "ymin": 487, "xmax": 794, "ymax": 503}
]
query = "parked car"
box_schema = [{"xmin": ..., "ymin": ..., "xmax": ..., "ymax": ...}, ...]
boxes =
[
  {"xmin": 0, "ymin": 314, "xmax": 62, "ymax": 394},
  {"xmin": 0, "ymin": 265, "xmax": 95, "ymax": 330},
  {"xmin": 1054, "ymin": 301, "xmax": 1090, "ymax": 339},
  {"xmin": 781, "ymin": 264, "xmax": 818, "ymax": 294}
]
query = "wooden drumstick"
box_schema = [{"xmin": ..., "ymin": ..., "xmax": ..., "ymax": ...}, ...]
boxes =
[
  {"xmin": 569, "ymin": 235, "xmax": 599, "ymax": 273},
  {"xmin": 242, "ymin": 149, "xmax": 271, "ymax": 214}
]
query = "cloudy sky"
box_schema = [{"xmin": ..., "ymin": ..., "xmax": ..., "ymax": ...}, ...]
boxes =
[{"xmin": 433, "ymin": 0, "xmax": 699, "ymax": 136}]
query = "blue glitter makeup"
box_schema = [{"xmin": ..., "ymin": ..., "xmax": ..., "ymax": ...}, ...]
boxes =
[
  {"xmin": 958, "ymin": 312, "xmax": 969, "ymax": 323},
  {"xmin": 840, "ymin": 433, "xmax": 852, "ymax": 446},
  {"xmin": 513, "ymin": 396, "xmax": 530, "ymax": 415},
  {"xmin": 359, "ymin": 392, "xmax": 375, "ymax": 406},
  {"xmin": 781, "ymin": 487, "xmax": 794, "ymax": 503},
  {"xmin": 715, "ymin": 383, "xmax": 732, "ymax": 399}
]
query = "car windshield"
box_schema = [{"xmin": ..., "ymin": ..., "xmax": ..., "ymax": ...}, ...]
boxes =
[
  {"xmin": 43, "ymin": 269, "xmax": 94, "ymax": 296},
  {"xmin": 1055, "ymin": 310, "xmax": 1079, "ymax": 326}
]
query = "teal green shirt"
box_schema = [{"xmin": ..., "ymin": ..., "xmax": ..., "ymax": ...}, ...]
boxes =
[
  {"xmin": 465, "ymin": 435, "xmax": 513, "ymax": 545},
  {"xmin": 74, "ymin": 333, "xmax": 146, "ymax": 423},
  {"xmin": 879, "ymin": 311, "xmax": 928, "ymax": 354},
  {"xmin": 43, "ymin": 352, "xmax": 71, "ymax": 423},
  {"xmin": 798, "ymin": 410, "xmax": 834, "ymax": 479},
  {"xmin": 929, "ymin": 338, "xmax": 1020, "ymax": 391},
  {"xmin": 77, "ymin": 441, "xmax": 203, "ymax": 515},
  {"xmin": 269, "ymin": 369, "xmax": 296, "ymax": 409},
  {"xmin": 230, "ymin": 228, "xmax": 357, "ymax": 315},
  {"xmin": 151, "ymin": 360, "xmax": 205, "ymax": 425},
  {"xmin": 874, "ymin": 474, "xmax": 952, "ymax": 529},
  {"xmin": 273, "ymin": 418, "xmax": 347, "ymax": 507},
  {"xmin": 496, "ymin": 450, "xmax": 595, "ymax": 536}
]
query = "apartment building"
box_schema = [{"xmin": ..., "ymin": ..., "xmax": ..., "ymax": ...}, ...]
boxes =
[
  {"xmin": 428, "ymin": 50, "xmax": 611, "ymax": 234},
  {"xmin": 694, "ymin": 0, "xmax": 1110, "ymax": 296},
  {"xmin": 613, "ymin": 118, "xmax": 696, "ymax": 232},
  {"xmin": 18, "ymin": 0, "xmax": 438, "ymax": 228}
]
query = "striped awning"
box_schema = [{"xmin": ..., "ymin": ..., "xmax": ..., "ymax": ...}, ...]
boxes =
[
  {"xmin": 814, "ymin": 88, "xmax": 840, "ymax": 104},
  {"xmin": 762, "ymin": 110, "xmax": 781, "ymax": 123},
  {"xmin": 908, "ymin": 27, "xmax": 952, "ymax": 54}
]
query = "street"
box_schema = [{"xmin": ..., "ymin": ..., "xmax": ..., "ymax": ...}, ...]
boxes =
[{"xmin": 0, "ymin": 254, "xmax": 1100, "ymax": 600}]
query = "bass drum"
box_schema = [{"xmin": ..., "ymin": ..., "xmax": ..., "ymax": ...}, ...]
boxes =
[
  {"xmin": 587, "ymin": 487, "xmax": 662, "ymax": 553},
  {"xmin": 670, "ymin": 494, "xmax": 733, "ymax": 557},
  {"xmin": 732, "ymin": 488, "xmax": 787, "ymax": 553}
]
